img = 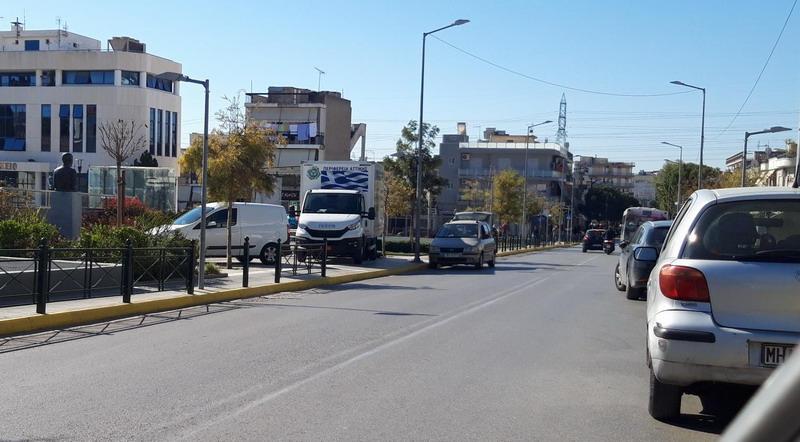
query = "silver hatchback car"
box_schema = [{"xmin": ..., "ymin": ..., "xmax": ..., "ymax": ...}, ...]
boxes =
[
  {"xmin": 646, "ymin": 187, "xmax": 800, "ymax": 421},
  {"xmin": 429, "ymin": 221, "xmax": 497, "ymax": 269}
]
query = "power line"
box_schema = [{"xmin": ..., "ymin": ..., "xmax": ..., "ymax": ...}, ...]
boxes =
[
  {"xmin": 430, "ymin": 35, "xmax": 691, "ymax": 98},
  {"xmin": 714, "ymin": 0, "xmax": 797, "ymax": 138}
]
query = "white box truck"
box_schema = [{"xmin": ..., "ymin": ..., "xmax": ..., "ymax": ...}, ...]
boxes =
[{"xmin": 296, "ymin": 161, "xmax": 384, "ymax": 264}]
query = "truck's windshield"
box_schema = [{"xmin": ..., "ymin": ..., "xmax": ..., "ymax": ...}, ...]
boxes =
[{"xmin": 303, "ymin": 193, "xmax": 363, "ymax": 214}]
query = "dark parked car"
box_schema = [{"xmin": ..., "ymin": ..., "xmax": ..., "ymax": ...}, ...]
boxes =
[
  {"xmin": 582, "ymin": 229, "xmax": 606, "ymax": 252},
  {"xmin": 614, "ymin": 220, "xmax": 671, "ymax": 299}
]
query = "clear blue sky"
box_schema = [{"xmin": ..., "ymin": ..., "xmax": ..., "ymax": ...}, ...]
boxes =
[{"xmin": 9, "ymin": 0, "xmax": 800, "ymax": 171}]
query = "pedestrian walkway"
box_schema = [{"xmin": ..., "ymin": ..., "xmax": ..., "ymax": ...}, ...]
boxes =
[{"xmin": 0, "ymin": 256, "xmax": 418, "ymax": 323}]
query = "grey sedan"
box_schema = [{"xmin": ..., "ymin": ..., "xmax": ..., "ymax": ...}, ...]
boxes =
[{"xmin": 429, "ymin": 221, "xmax": 496, "ymax": 269}]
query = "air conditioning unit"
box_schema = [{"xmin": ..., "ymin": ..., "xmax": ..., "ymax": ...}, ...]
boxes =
[{"xmin": 461, "ymin": 153, "xmax": 471, "ymax": 160}]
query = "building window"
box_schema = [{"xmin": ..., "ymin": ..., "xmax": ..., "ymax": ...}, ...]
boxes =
[
  {"xmin": 86, "ymin": 105, "xmax": 97, "ymax": 153},
  {"xmin": 72, "ymin": 105, "xmax": 83, "ymax": 152},
  {"xmin": 149, "ymin": 108, "xmax": 155, "ymax": 155},
  {"xmin": 41, "ymin": 104, "xmax": 51, "ymax": 152},
  {"xmin": 40, "ymin": 70, "xmax": 55, "ymax": 87},
  {"xmin": 171, "ymin": 112, "xmax": 178, "ymax": 157},
  {"xmin": 0, "ymin": 105, "xmax": 26, "ymax": 151},
  {"xmin": 59, "ymin": 105, "xmax": 70, "ymax": 152},
  {"xmin": 62, "ymin": 70, "xmax": 114, "ymax": 85},
  {"xmin": 157, "ymin": 109, "xmax": 164, "ymax": 156},
  {"xmin": 24, "ymin": 40, "xmax": 40, "ymax": 51},
  {"xmin": 146, "ymin": 74, "xmax": 173, "ymax": 93},
  {"xmin": 121, "ymin": 71, "xmax": 140, "ymax": 86},
  {"xmin": 0, "ymin": 72, "xmax": 35, "ymax": 87}
]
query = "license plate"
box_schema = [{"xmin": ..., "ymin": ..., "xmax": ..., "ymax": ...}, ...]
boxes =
[
  {"xmin": 441, "ymin": 253, "xmax": 461, "ymax": 258},
  {"xmin": 761, "ymin": 343, "xmax": 794, "ymax": 367}
]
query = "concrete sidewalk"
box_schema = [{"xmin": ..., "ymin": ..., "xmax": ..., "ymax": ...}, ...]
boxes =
[{"xmin": 0, "ymin": 256, "xmax": 425, "ymax": 336}]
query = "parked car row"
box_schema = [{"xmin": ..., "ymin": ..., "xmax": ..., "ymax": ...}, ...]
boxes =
[{"xmin": 610, "ymin": 188, "xmax": 800, "ymax": 422}]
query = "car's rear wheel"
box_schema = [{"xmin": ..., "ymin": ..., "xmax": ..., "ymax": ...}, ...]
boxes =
[
  {"xmin": 649, "ymin": 370, "xmax": 682, "ymax": 421},
  {"xmin": 582, "ymin": 245, "xmax": 587, "ymax": 253},
  {"xmin": 488, "ymin": 251, "xmax": 496, "ymax": 268},
  {"xmin": 626, "ymin": 274, "xmax": 642, "ymax": 300},
  {"xmin": 614, "ymin": 263, "xmax": 626, "ymax": 292}
]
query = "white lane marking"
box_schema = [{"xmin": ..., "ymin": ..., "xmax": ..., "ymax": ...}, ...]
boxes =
[{"xmin": 178, "ymin": 252, "xmax": 602, "ymax": 439}]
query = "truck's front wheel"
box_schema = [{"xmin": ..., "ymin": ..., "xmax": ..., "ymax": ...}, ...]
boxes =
[{"xmin": 352, "ymin": 239, "xmax": 364, "ymax": 264}]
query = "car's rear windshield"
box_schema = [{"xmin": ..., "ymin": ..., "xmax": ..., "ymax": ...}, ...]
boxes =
[
  {"xmin": 587, "ymin": 230, "xmax": 605, "ymax": 238},
  {"xmin": 436, "ymin": 224, "xmax": 479, "ymax": 238},
  {"xmin": 683, "ymin": 199, "xmax": 800, "ymax": 262},
  {"xmin": 454, "ymin": 213, "xmax": 491, "ymax": 222},
  {"xmin": 647, "ymin": 226, "xmax": 670, "ymax": 248}
]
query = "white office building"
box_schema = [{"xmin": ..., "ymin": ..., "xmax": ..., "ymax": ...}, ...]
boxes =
[{"xmin": 0, "ymin": 22, "xmax": 181, "ymax": 194}]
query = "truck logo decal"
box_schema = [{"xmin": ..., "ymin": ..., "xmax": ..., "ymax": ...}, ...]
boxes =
[
  {"xmin": 320, "ymin": 170, "xmax": 369, "ymax": 191},
  {"xmin": 307, "ymin": 166, "xmax": 321, "ymax": 180}
]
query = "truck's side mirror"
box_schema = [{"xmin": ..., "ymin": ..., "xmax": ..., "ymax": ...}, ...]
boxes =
[{"xmin": 367, "ymin": 207, "xmax": 376, "ymax": 220}]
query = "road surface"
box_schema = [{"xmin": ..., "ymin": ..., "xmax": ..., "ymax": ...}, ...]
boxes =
[{"xmin": 0, "ymin": 247, "xmax": 732, "ymax": 440}]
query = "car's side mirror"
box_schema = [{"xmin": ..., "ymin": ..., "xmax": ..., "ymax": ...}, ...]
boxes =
[
  {"xmin": 206, "ymin": 220, "xmax": 218, "ymax": 228},
  {"xmin": 366, "ymin": 207, "xmax": 376, "ymax": 220},
  {"xmin": 634, "ymin": 246, "xmax": 658, "ymax": 262},
  {"xmin": 620, "ymin": 241, "xmax": 629, "ymax": 249}
]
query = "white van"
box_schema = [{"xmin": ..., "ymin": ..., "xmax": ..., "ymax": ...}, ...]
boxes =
[{"xmin": 168, "ymin": 202, "xmax": 288, "ymax": 264}]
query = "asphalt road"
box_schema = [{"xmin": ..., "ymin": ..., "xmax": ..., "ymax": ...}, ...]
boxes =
[{"xmin": 0, "ymin": 247, "xmax": 733, "ymax": 441}]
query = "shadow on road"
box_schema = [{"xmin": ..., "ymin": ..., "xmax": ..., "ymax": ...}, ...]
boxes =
[{"xmin": 0, "ymin": 295, "xmax": 440, "ymax": 354}]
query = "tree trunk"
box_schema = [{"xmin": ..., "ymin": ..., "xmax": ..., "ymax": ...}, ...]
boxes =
[
  {"xmin": 226, "ymin": 203, "xmax": 233, "ymax": 269},
  {"xmin": 116, "ymin": 162, "xmax": 124, "ymax": 227}
]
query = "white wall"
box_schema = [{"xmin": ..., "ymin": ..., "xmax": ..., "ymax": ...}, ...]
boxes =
[{"xmin": 0, "ymin": 50, "xmax": 182, "ymax": 171}]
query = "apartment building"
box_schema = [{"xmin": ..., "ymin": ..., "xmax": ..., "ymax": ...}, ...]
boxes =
[
  {"xmin": 244, "ymin": 86, "xmax": 366, "ymax": 208},
  {"xmin": 438, "ymin": 123, "xmax": 570, "ymax": 216},
  {"xmin": 0, "ymin": 23, "xmax": 182, "ymax": 194},
  {"xmin": 632, "ymin": 170, "xmax": 658, "ymax": 205},
  {"xmin": 573, "ymin": 156, "xmax": 635, "ymax": 193}
]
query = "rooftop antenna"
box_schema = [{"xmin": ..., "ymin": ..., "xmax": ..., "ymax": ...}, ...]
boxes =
[
  {"xmin": 314, "ymin": 67, "xmax": 325, "ymax": 91},
  {"xmin": 11, "ymin": 17, "xmax": 22, "ymax": 37}
]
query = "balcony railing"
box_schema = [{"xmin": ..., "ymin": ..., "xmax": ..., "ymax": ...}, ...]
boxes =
[
  {"xmin": 459, "ymin": 142, "xmax": 568, "ymax": 155},
  {"xmin": 458, "ymin": 168, "xmax": 565, "ymax": 179}
]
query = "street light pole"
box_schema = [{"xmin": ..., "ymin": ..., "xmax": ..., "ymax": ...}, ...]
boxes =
[
  {"xmin": 661, "ymin": 142, "xmax": 683, "ymax": 207},
  {"xmin": 413, "ymin": 19, "xmax": 469, "ymax": 263},
  {"xmin": 670, "ymin": 81, "xmax": 706, "ymax": 189},
  {"xmin": 741, "ymin": 126, "xmax": 792, "ymax": 187},
  {"xmin": 521, "ymin": 120, "xmax": 552, "ymax": 240},
  {"xmin": 157, "ymin": 72, "xmax": 210, "ymax": 289}
]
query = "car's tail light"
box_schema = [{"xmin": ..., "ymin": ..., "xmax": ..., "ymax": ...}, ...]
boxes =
[
  {"xmin": 658, "ymin": 265, "xmax": 710, "ymax": 302},
  {"xmin": 583, "ymin": 235, "xmax": 589, "ymax": 241}
]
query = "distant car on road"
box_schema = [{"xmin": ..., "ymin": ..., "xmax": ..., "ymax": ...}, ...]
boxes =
[
  {"xmin": 582, "ymin": 229, "xmax": 605, "ymax": 252},
  {"xmin": 614, "ymin": 220, "xmax": 672, "ymax": 299},
  {"xmin": 429, "ymin": 221, "xmax": 496, "ymax": 269},
  {"xmin": 646, "ymin": 187, "xmax": 800, "ymax": 422}
]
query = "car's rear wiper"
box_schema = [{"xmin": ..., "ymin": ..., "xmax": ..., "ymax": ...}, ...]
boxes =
[{"xmin": 737, "ymin": 249, "xmax": 800, "ymax": 262}]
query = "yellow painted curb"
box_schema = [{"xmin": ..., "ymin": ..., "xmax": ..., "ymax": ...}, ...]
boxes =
[{"xmin": 0, "ymin": 262, "xmax": 428, "ymax": 338}]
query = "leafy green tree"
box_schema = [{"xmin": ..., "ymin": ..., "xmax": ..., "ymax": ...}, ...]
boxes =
[
  {"xmin": 383, "ymin": 120, "xmax": 447, "ymax": 233},
  {"xmin": 460, "ymin": 178, "xmax": 491, "ymax": 211},
  {"xmin": 578, "ymin": 186, "xmax": 639, "ymax": 225},
  {"xmin": 654, "ymin": 162, "xmax": 721, "ymax": 213},
  {"xmin": 492, "ymin": 170, "xmax": 524, "ymax": 224},
  {"xmin": 180, "ymin": 96, "xmax": 278, "ymax": 268},
  {"xmin": 133, "ymin": 150, "xmax": 159, "ymax": 167}
]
